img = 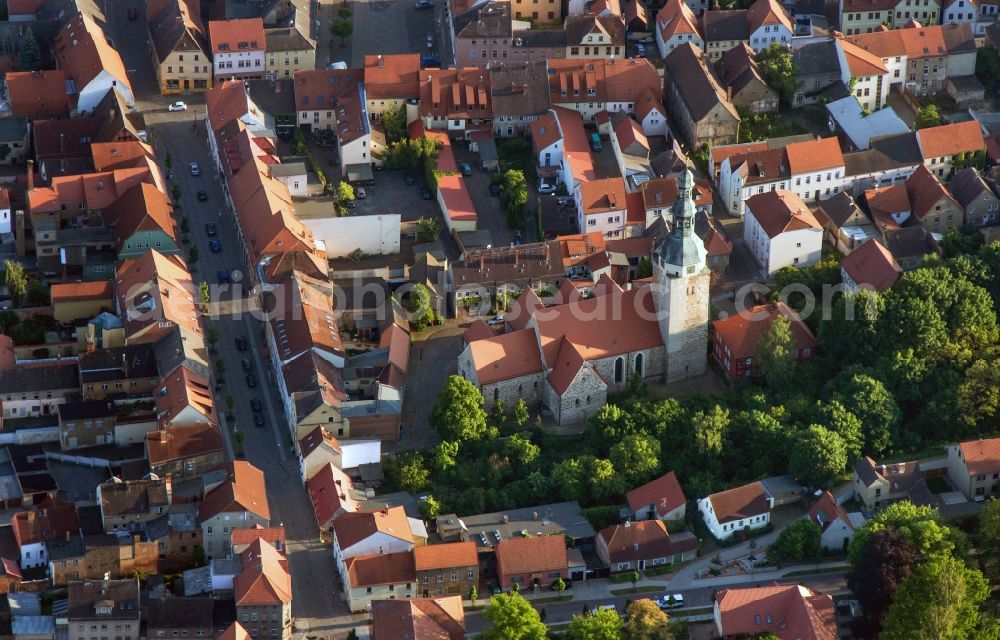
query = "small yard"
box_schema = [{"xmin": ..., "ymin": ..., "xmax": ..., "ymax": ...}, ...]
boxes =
[
  {"xmin": 739, "ymin": 111, "xmax": 808, "ymax": 143},
  {"xmin": 926, "ymin": 476, "xmax": 953, "ymax": 494},
  {"xmin": 497, "ymin": 138, "xmax": 537, "ymax": 183}
]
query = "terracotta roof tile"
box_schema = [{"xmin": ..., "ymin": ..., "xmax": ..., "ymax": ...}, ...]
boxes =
[
  {"xmin": 957, "ymin": 437, "xmax": 1000, "ymax": 475},
  {"xmin": 809, "ymin": 491, "xmax": 854, "ymax": 533},
  {"xmin": 50, "ymin": 280, "xmax": 113, "ymax": 304},
  {"xmin": 307, "ymin": 463, "xmax": 359, "ymax": 526},
  {"xmin": 785, "ymin": 137, "xmax": 844, "ymax": 174},
  {"xmin": 705, "ymin": 481, "xmax": 770, "ymax": 524},
  {"xmin": 154, "ymin": 364, "xmax": 216, "ymax": 428},
  {"xmin": 413, "ymin": 542, "xmax": 478, "ymax": 571},
  {"xmin": 626, "ymin": 471, "xmax": 687, "ymax": 518},
  {"xmin": 371, "ymin": 597, "xmax": 465, "ymax": 640},
  {"xmin": 198, "ymin": 461, "xmax": 270, "ymax": 521},
  {"xmin": 746, "ymin": 190, "xmax": 822, "ymax": 239},
  {"xmin": 364, "ymin": 54, "xmax": 421, "ymax": 100},
  {"xmin": 917, "ymin": 120, "xmax": 985, "ymax": 160},
  {"xmin": 146, "ymin": 423, "xmax": 224, "ymax": 467},
  {"xmin": 463, "ymin": 319, "xmax": 497, "ymax": 343},
  {"xmin": 333, "ymin": 506, "xmax": 413, "ymax": 551},
  {"xmin": 5, "ymin": 70, "xmax": 70, "ymax": 118},
  {"xmin": 437, "ymin": 174, "xmax": 477, "ymax": 223},
  {"xmin": 746, "ymin": 0, "xmax": 792, "ymax": 34},
  {"xmin": 657, "ymin": 0, "xmax": 702, "ymax": 41},
  {"xmin": 530, "ymin": 110, "xmax": 562, "ymax": 153},
  {"xmin": 716, "ymin": 584, "xmax": 837, "ymax": 640},
  {"xmin": 219, "ymin": 623, "xmax": 250, "ymax": 640},
  {"xmin": 840, "ymin": 240, "xmax": 900, "ymax": 292},
  {"xmin": 712, "ymin": 301, "xmax": 817, "ymax": 362},
  {"xmin": 209, "ymin": 18, "xmax": 265, "ymax": 53},
  {"xmin": 114, "ymin": 250, "xmax": 202, "ymax": 339},
  {"xmin": 12, "ymin": 500, "xmax": 79, "ymax": 547},
  {"xmin": 54, "ymin": 13, "xmax": 132, "ymax": 100},
  {"xmin": 466, "ymin": 329, "xmax": 544, "ymax": 385},
  {"xmin": 346, "ymin": 550, "xmax": 416, "ymax": 587},
  {"xmin": 234, "ymin": 538, "xmax": 291, "ymax": 605},
  {"xmin": 836, "ymin": 37, "xmax": 888, "ymax": 76},
  {"xmin": 579, "ymin": 178, "xmax": 627, "ymax": 214},
  {"xmin": 495, "ymin": 535, "xmax": 567, "ymax": 577},
  {"xmin": 231, "ymin": 526, "xmax": 286, "ymax": 552},
  {"xmin": 103, "ymin": 182, "xmax": 177, "ymax": 247},
  {"xmin": 598, "ymin": 520, "xmax": 698, "ymax": 564},
  {"xmin": 546, "ymin": 339, "xmax": 591, "ymax": 396},
  {"xmin": 90, "ymin": 141, "xmax": 155, "ymax": 171}
]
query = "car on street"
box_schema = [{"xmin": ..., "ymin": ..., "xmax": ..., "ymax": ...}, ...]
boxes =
[
  {"xmin": 489, "ymin": 182, "xmax": 500, "ymax": 197},
  {"xmin": 197, "ymin": 190, "xmax": 208, "ymax": 202},
  {"xmin": 655, "ymin": 594, "xmax": 684, "ymax": 610},
  {"xmin": 217, "ymin": 269, "xmax": 231, "ymax": 284},
  {"xmin": 355, "ymin": 186, "xmax": 368, "ymax": 199},
  {"xmin": 420, "ymin": 186, "xmax": 432, "ymax": 200},
  {"xmin": 250, "ymin": 398, "xmax": 263, "ymax": 412},
  {"xmin": 421, "ymin": 55, "xmax": 441, "ymax": 68},
  {"xmin": 209, "ymin": 239, "xmax": 221, "ymax": 253},
  {"xmin": 343, "ymin": 198, "xmax": 357, "ymax": 208},
  {"xmin": 235, "ymin": 335, "xmax": 248, "ymax": 351},
  {"xmin": 514, "ymin": 229, "xmax": 522, "ymax": 242},
  {"xmin": 168, "ymin": 101, "xmax": 187, "ymax": 111},
  {"xmin": 640, "ymin": 35, "xmax": 655, "ymax": 44},
  {"xmin": 405, "ymin": 172, "xmax": 416, "ymax": 185},
  {"xmin": 253, "ymin": 413, "xmax": 265, "ymax": 427},
  {"xmin": 426, "ymin": 33, "xmax": 434, "ymax": 49},
  {"xmin": 634, "ymin": 43, "xmax": 647, "ymax": 57},
  {"xmin": 460, "ymin": 161, "xmax": 473, "ymax": 176},
  {"xmin": 538, "ymin": 181, "xmax": 555, "ymax": 194},
  {"xmin": 246, "ymin": 374, "xmax": 257, "ymax": 388},
  {"xmin": 416, "ymin": 0, "xmax": 433, "ymax": 8},
  {"xmin": 189, "ymin": 162, "xmax": 201, "ymax": 176},
  {"xmin": 241, "ymin": 358, "xmax": 253, "ymax": 372},
  {"xmin": 205, "ymin": 222, "xmax": 217, "ymax": 236},
  {"xmin": 590, "ymin": 132, "xmax": 603, "ymax": 151}
]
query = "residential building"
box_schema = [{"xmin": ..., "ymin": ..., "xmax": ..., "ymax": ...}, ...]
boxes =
[
  {"xmin": 697, "ymin": 481, "xmax": 772, "ymax": 541},
  {"xmin": 865, "ymin": 164, "xmax": 964, "ymax": 235},
  {"xmin": 0, "ymin": 361, "xmax": 80, "ymax": 419},
  {"xmin": 840, "ymin": 0, "xmax": 897, "ymax": 33},
  {"xmin": 154, "ymin": 365, "xmax": 217, "ymax": 430},
  {"xmin": 564, "ymin": 14, "xmax": 626, "ymax": 58},
  {"xmin": 743, "ymin": 190, "xmax": 824, "ymax": 274},
  {"xmin": 5, "ymin": 70, "xmax": 71, "ymax": 120},
  {"xmin": 198, "ymin": 461, "xmax": 270, "ymax": 558},
  {"xmin": 626, "ymin": 471, "xmax": 687, "ymax": 523},
  {"xmin": 97, "ymin": 476, "xmax": 172, "ymax": 533},
  {"xmin": 494, "ymin": 535, "xmax": 568, "ymax": 590},
  {"xmin": 114, "ymin": 250, "xmax": 201, "ymax": 345},
  {"xmin": 714, "ymin": 585, "xmax": 838, "ymax": 639},
  {"xmin": 149, "ymin": 0, "xmax": 212, "ymax": 94},
  {"xmin": 718, "ymin": 136, "xmax": 846, "ymax": 218},
  {"xmin": 342, "ymin": 551, "xmax": 415, "ymax": 612},
  {"xmin": 417, "ymin": 67, "xmax": 492, "ymax": 138},
  {"xmin": 826, "ymin": 96, "xmax": 909, "ymax": 152},
  {"xmin": 298, "ymin": 427, "xmax": 380, "ymax": 482},
  {"xmin": 78, "ymin": 344, "xmax": 159, "ymax": 401},
  {"xmin": 711, "ymin": 302, "xmax": 817, "ymax": 380},
  {"xmin": 293, "ymin": 69, "xmax": 372, "ymax": 172},
  {"xmin": 813, "ymin": 191, "xmax": 878, "ymax": 253},
  {"xmin": 436, "ymin": 502, "xmax": 595, "ymax": 559},
  {"xmin": 809, "ymin": 491, "xmax": 863, "ymax": 551},
  {"xmin": 892, "ymin": 0, "xmax": 941, "ymax": 24},
  {"xmin": 102, "ymin": 182, "xmax": 180, "ymax": 260},
  {"xmin": 232, "ymin": 527, "xmax": 286, "ymax": 555},
  {"xmin": 363, "ymin": 54, "xmax": 421, "ymax": 120},
  {"xmin": 370, "ymin": 597, "xmax": 465, "ymax": 640},
  {"xmin": 662, "ymin": 44, "xmax": 740, "ymax": 148},
  {"xmin": 792, "ymin": 40, "xmax": 843, "ymax": 106},
  {"xmin": 834, "ymin": 36, "xmax": 894, "ymax": 113},
  {"xmin": 946, "ymin": 437, "xmax": 1000, "ymax": 501},
  {"xmin": 234, "ymin": 539, "xmax": 292, "ymax": 640},
  {"xmin": 0, "ymin": 119, "xmax": 29, "ymax": 168},
  {"xmin": 638, "ymin": 176, "xmax": 715, "ymax": 229},
  {"xmin": 49, "ymin": 533, "xmax": 158, "ymax": 587},
  {"xmin": 700, "ymin": 0, "xmax": 793, "ymax": 60},
  {"xmin": 853, "ymin": 455, "xmax": 923, "ymax": 510},
  {"xmin": 576, "ymin": 178, "xmax": 628, "ymax": 238},
  {"xmin": 57, "ymin": 400, "xmax": 115, "ymax": 451},
  {"xmin": 635, "ymin": 87, "xmax": 669, "ymax": 137},
  {"xmin": 943, "ymin": 0, "xmax": 1000, "ymax": 35},
  {"xmin": 840, "ymin": 239, "xmax": 902, "ymax": 293},
  {"xmin": 596, "ymin": 521, "xmax": 698, "ymax": 572},
  {"xmin": 209, "ymin": 18, "xmax": 267, "ymax": 81},
  {"xmin": 546, "ymin": 58, "xmax": 661, "ymax": 123},
  {"xmin": 413, "ymin": 542, "xmax": 479, "ymax": 597},
  {"xmin": 145, "ymin": 597, "xmax": 215, "ymax": 640},
  {"xmin": 332, "ymin": 507, "xmax": 415, "ymax": 570},
  {"xmin": 917, "ymin": 120, "xmax": 986, "ymax": 177},
  {"xmin": 655, "ymin": 0, "xmax": 704, "ymax": 57},
  {"xmin": 950, "ymin": 166, "xmax": 1000, "ymax": 231},
  {"xmin": 12, "ymin": 500, "xmax": 80, "ymax": 570},
  {"xmin": 145, "ymin": 424, "xmax": 225, "ymax": 481},
  {"xmin": 55, "ymin": 13, "xmax": 135, "ymax": 113},
  {"xmin": 307, "ymin": 463, "xmax": 361, "ymax": 532},
  {"xmin": 67, "ymin": 579, "xmax": 140, "ymax": 640},
  {"xmin": 715, "ymin": 44, "xmax": 779, "ymax": 114},
  {"xmin": 452, "ymin": 1, "xmax": 514, "ymax": 67},
  {"xmin": 148, "ymin": 507, "xmax": 203, "ymax": 571},
  {"xmin": 489, "ymin": 61, "xmax": 551, "ymax": 137},
  {"xmin": 841, "ymin": 131, "xmax": 924, "ymax": 196},
  {"xmin": 883, "ymin": 226, "xmax": 939, "ymax": 269},
  {"xmin": 264, "ymin": 26, "xmax": 315, "ymax": 79}
]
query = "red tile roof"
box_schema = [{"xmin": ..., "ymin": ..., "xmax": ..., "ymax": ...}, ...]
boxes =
[
  {"xmin": 626, "ymin": 471, "xmax": 687, "ymax": 518},
  {"xmin": 437, "ymin": 174, "xmax": 477, "ymax": 223},
  {"xmin": 54, "ymin": 13, "xmax": 133, "ymax": 99},
  {"xmin": 234, "ymin": 538, "xmax": 291, "ymax": 605},
  {"xmin": 657, "ymin": 0, "xmax": 702, "ymax": 42},
  {"xmin": 554, "ymin": 106, "xmax": 596, "ymax": 184},
  {"xmin": 413, "ymin": 542, "xmax": 478, "ymax": 571},
  {"xmin": 809, "ymin": 491, "xmax": 854, "ymax": 533},
  {"xmin": 346, "ymin": 550, "xmax": 416, "ymax": 587},
  {"xmin": 463, "ymin": 319, "xmax": 496, "ymax": 343},
  {"xmin": 746, "ymin": 190, "xmax": 822, "ymax": 239},
  {"xmin": 371, "ymin": 597, "xmax": 465, "ymax": 640},
  {"xmin": 746, "ymin": 0, "xmax": 793, "ymax": 33},
  {"xmin": 957, "ymin": 437, "xmax": 1000, "ymax": 476},
  {"xmin": 495, "ymin": 535, "xmax": 568, "ymax": 578},
  {"xmin": 546, "ymin": 339, "xmax": 591, "ymax": 396},
  {"xmin": 712, "ymin": 301, "xmax": 817, "ymax": 362},
  {"xmin": 198, "ymin": 461, "xmax": 270, "ymax": 521},
  {"xmin": 716, "ymin": 584, "xmax": 837, "ymax": 640},
  {"xmin": 785, "ymin": 137, "xmax": 844, "ymax": 174},
  {"xmin": 231, "ymin": 526, "xmax": 287, "ymax": 552},
  {"xmin": 364, "ymin": 54, "xmax": 421, "ymax": 100},
  {"xmin": 154, "ymin": 364, "xmax": 216, "ymax": 428},
  {"xmin": 307, "ymin": 463, "xmax": 359, "ymax": 526},
  {"xmin": 50, "ymin": 280, "xmax": 113, "ymax": 304},
  {"xmin": 12, "ymin": 500, "xmax": 79, "ymax": 547},
  {"xmin": 705, "ymin": 481, "xmax": 770, "ymax": 524},
  {"xmin": 530, "ymin": 110, "xmax": 562, "ymax": 153},
  {"xmin": 837, "ymin": 37, "xmax": 888, "ymax": 76},
  {"xmin": 917, "ymin": 120, "xmax": 985, "ymax": 160},
  {"xmin": 5, "ymin": 70, "xmax": 70, "ymax": 118},
  {"xmin": 466, "ymin": 329, "xmax": 544, "ymax": 385},
  {"xmin": 579, "ymin": 178, "xmax": 627, "ymax": 214},
  {"xmin": 840, "ymin": 240, "xmax": 901, "ymax": 292},
  {"xmin": 219, "ymin": 622, "xmax": 250, "ymax": 640},
  {"xmin": 333, "ymin": 506, "xmax": 413, "ymax": 551},
  {"xmin": 146, "ymin": 423, "xmax": 223, "ymax": 466},
  {"xmin": 598, "ymin": 520, "xmax": 698, "ymax": 565},
  {"xmin": 209, "ymin": 18, "xmax": 265, "ymax": 53}
]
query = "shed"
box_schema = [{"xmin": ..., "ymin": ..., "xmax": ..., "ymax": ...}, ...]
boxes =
[{"xmin": 477, "ymin": 137, "xmax": 499, "ymax": 171}]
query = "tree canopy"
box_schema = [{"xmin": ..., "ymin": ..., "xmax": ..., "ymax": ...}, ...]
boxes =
[
  {"xmin": 568, "ymin": 609, "xmax": 624, "ymax": 640},
  {"xmin": 429, "ymin": 376, "xmax": 488, "ymax": 442},
  {"xmin": 756, "ymin": 43, "xmax": 797, "ymax": 105},
  {"xmin": 480, "ymin": 592, "xmax": 548, "ymax": 640}
]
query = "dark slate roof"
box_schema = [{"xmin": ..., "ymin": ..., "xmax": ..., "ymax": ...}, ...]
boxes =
[
  {"xmin": 702, "ymin": 9, "xmax": 749, "ymax": 41},
  {"xmin": 68, "ymin": 580, "xmax": 140, "ymax": 621},
  {"xmin": 664, "ymin": 43, "xmax": 739, "ymax": 122},
  {"xmin": 564, "ymin": 14, "xmax": 626, "ymax": 46},
  {"xmin": 455, "ymin": 1, "xmax": 511, "ymax": 39},
  {"xmin": 816, "ymin": 191, "xmax": 863, "ymax": 227},
  {"xmin": 57, "ymin": 400, "xmax": 113, "ymax": 421},
  {"xmin": 147, "ymin": 598, "xmax": 214, "ymax": 630},
  {"xmin": 0, "ymin": 363, "xmax": 79, "ymax": 394},
  {"xmin": 78, "ymin": 343, "xmax": 160, "ymax": 383},
  {"xmin": 513, "ymin": 28, "xmax": 566, "ymax": 47},
  {"xmin": 793, "ymin": 40, "xmax": 840, "ymax": 76},
  {"xmin": 949, "ymin": 167, "xmax": 993, "ymax": 207},
  {"xmin": 246, "ymin": 79, "xmax": 297, "ymax": 118},
  {"xmin": 264, "ymin": 26, "xmax": 313, "ymax": 52},
  {"xmin": 149, "ymin": 0, "xmax": 207, "ymax": 64},
  {"xmin": 884, "ymin": 226, "xmax": 936, "ymax": 260},
  {"xmin": 844, "ymin": 131, "xmax": 922, "ymax": 175},
  {"xmin": 489, "ymin": 61, "xmax": 551, "ymax": 118}
]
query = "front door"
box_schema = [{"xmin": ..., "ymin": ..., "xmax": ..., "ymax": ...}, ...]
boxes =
[
  {"xmin": 638, "ymin": 559, "xmax": 646, "ymax": 571},
  {"xmin": 184, "ymin": 80, "xmax": 190, "ymax": 90}
]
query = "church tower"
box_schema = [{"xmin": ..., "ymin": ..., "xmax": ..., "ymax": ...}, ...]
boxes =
[{"xmin": 652, "ymin": 168, "xmax": 711, "ymax": 383}]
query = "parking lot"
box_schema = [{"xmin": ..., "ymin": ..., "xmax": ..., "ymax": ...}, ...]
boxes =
[{"xmin": 350, "ymin": 0, "xmax": 444, "ymax": 67}]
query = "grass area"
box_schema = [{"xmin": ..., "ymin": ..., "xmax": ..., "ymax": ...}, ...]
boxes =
[
  {"xmin": 782, "ymin": 565, "xmax": 849, "ymax": 578},
  {"xmin": 609, "ymin": 585, "xmax": 665, "ymax": 596},
  {"xmin": 738, "ymin": 111, "xmax": 807, "ymax": 143},
  {"xmin": 672, "ymin": 606, "xmax": 714, "ymax": 619},
  {"xmin": 644, "ymin": 565, "xmax": 675, "ymax": 577},
  {"xmin": 926, "ymin": 476, "xmax": 952, "ymax": 494},
  {"xmin": 530, "ymin": 594, "xmax": 574, "ymax": 605}
]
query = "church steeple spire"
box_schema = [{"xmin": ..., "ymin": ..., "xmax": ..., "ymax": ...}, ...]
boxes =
[{"xmin": 653, "ymin": 167, "xmax": 707, "ymax": 277}]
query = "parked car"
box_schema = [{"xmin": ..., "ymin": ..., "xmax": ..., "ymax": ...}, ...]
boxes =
[
  {"xmin": 168, "ymin": 101, "xmax": 187, "ymax": 112},
  {"xmin": 538, "ymin": 181, "xmax": 555, "ymax": 194},
  {"xmin": 217, "ymin": 269, "xmax": 231, "ymax": 284},
  {"xmin": 489, "ymin": 182, "xmax": 500, "ymax": 197},
  {"xmin": 640, "ymin": 35, "xmax": 655, "ymax": 44},
  {"xmin": 420, "ymin": 186, "xmax": 432, "ymax": 200},
  {"xmin": 355, "ymin": 186, "xmax": 368, "ymax": 199},
  {"xmin": 343, "ymin": 198, "xmax": 357, "ymax": 208},
  {"xmin": 208, "ymin": 239, "xmax": 221, "ymax": 253},
  {"xmin": 655, "ymin": 594, "xmax": 684, "ymax": 610},
  {"xmin": 250, "ymin": 398, "xmax": 263, "ymax": 412},
  {"xmin": 634, "ymin": 43, "xmax": 647, "ymax": 57},
  {"xmin": 253, "ymin": 413, "xmax": 265, "ymax": 427},
  {"xmin": 241, "ymin": 358, "xmax": 253, "ymax": 372},
  {"xmin": 426, "ymin": 33, "xmax": 434, "ymax": 49},
  {"xmin": 416, "ymin": 0, "xmax": 433, "ymax": 8},
  {"xmin": 589, "ymin": 133, "xmax": 602, "ymax": 151},
  {"xmin": 235, "ymin": 335, "xmax": 248, "ymax": 351},
  {"xmin": 245, "ymin": 374, "xmax": 257, "ymax": 388},
  {"xmin": 197, "ymin": 190, "xmax": 208, "ymax": 202},
  {"xmin": 189, "ymin": 162, "xmax": 201, "ymax": 176},
  {"xmin": 205, "ymin": 222, "xmax": 217, "ymax": 236},
  {"xmin": 421, "ymin": 55, "xmax": 441, "ymax": 68},
  {"xmin": 405, "ymin": 172, "xmax": 416, "ymax": 185},
  {"xmin": 460, "ymin": 161, "xmax": 473, "ymax": 176}
]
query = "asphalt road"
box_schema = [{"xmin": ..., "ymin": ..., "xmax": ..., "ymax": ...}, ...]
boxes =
[{"xmin": 463, "ymin": 570, "xmax": 849, "ymax": 634}]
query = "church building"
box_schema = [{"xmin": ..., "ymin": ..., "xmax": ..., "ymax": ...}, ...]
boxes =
[{"xmin": 457, "ymin": 169, "xmax": 711, "ymax": 424}]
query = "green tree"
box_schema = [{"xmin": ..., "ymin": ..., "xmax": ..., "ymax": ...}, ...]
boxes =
[
  {"xmin": 418, "ymin": 495, "xmax": 440, "ymax": 520},
  {"xmin": 18, "ymin": 28, "xmax": 40, "ymax": 71},
  {"xmin": 430, "ymin": 440, "xmax": 459, "ymax": 472},
  {"xmin": 976, "ymin": 46, "xmax": 1000, "ymax": 91},
  {"xmin": 225, "ymin": 395, "xmax": 235, "ymax": 414},
  {"xmin": 976, "ymin": 499, "xmax": 1000, "ymax": 581},
  {"xmin": 500, "ymin": 169, "xmax": 528, "ymax": 228},
  {"xmin": 206, "ymin": 327, "xmax": 218, "ymax": 348},
  {"xmin": 380, "ymin": 102, "xmax": 407, "ymax": 144},
  {"xmin": 552, "ymin": 457, "xmax": 588, "ymax": 502},
  {"xmin": 847, "ymin": 528, "xmax": 919, "ymax": 638},
  {"xmin": 3, "ymin": 260, "xmax": 26, "ymax": 307},
  {"xmin": 503, "ymin": 432, "xmax": 540, "ymax": 468},
  {"xmin": 568, "ymin": 609, "xmax": 624, "ymax": 640},
  {"xmin": 828, "ymin": 372, "xmax": 899, "ymax": 456},
  {"xmin": 915, "ymin": 103, "xmax": 941, "ymax": 129},
  {"xmin": 589, "ymin": 457, "xmax": 626, "ymax": 503},
  {"xmin": 512, "ymin": 398, "xmax": 530, "ymax": 427},
  {"xmin": 416, "ymin": 216, "xmax": 440, "ymax": 243},
  {"xmin": 692, "ymin": 405, "xmax": 728, "ymax": 458},
  {"xmin": 753, "ymin": 314, "xmax": 796, "ymax": 388},
  {"xmin": 609, "ymin": 434, "xmax": 661, "ymax": 486},
  {"xmin": 470, "ymin": 585, "xmax": 478, "ymax": 601},
  {"xmin": 623, "ymin": 599, "xmax": 673, "ymax": 640},
  {"xmin": 553, "ymin": 578, "xmax": 566, "ymax": 592},
  {"xmin": 767, "ymin": 519, "xmax": 821, "ymax": 563},
  {"xmin": 638, "ymin": 256, "xmax": 653, "ymax": 278},
  {"xmin": 848, "ymin": 500, "xmax": 959, "ymax": 564},
  {"xmin": 480, "ymin": 592, "xmax": 548, "ymax": 640},
  {"xmin": 337, "ymin": 181, "xmax": 355, "ymax": 202},
  {"xmin": 345, "ymin": 631, "xmax": 358, "ymax": 640},
  {"xmin": 405, "ymin": 282, "xmax": 436, "ymax": 331},
  {"xmin": 430, "ymin": 376, "xmax": 488, "ymax": 441},
  {"xmin": 23, "ymin": 279, "xmax": 44, "ymax": 307},
  {"xmin": 815, "ymin": 400, "xmax": 864, "ymax": 464},
  {"xmin": 188, "ymin": 246, "xmax": 199, "ymax": 264},
  {"xmin": 880, "ymin": 555, "xmax": 989, "ymax": 640},
  {"xmin": 171, "ymin": 182, "xmax": 182, "ymax": 202},
  {"xmin": 789, "ymin": 425, "xmax": 846, "ymax": 488},
  {"xmin": 389, "ymin": 452, "xmax": 430, "ymax": 493},
  {"xmin": 330, "ymin": 18, "xmax": 353, "ymax": 46},
  {"xmin": 756, "ymin": 43, "xmax": 797, "ymax": 105}
]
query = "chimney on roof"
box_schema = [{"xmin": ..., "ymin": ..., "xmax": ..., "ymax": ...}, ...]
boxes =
[
  {"xmin": 159, "ymin": 429, "xmax": 168, "ymax": 444},
  {"xmin": 726, "ymin": 86, "xmax": 732, "ymax": 102},
  {"xmin": 65, "ymin": 530, "xmax": 70, "ymax": 542},
  {"xmin": 515, "ymin": 250, "xmax": 520, "ymax": 266},
  {"xmin": 480, "ymin": 255, "xmax": 486, "ymax": 270},
  {"xmin": 545, "ymin": 242, "xmax": 551, "ymax": 263},
  {"xmin": 378, "ymin": 54, "xmax": 384, "ymax": 67},
  {"xmin": 26, "ymin": 160, "xmax": 34, "ymax": 191}
]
